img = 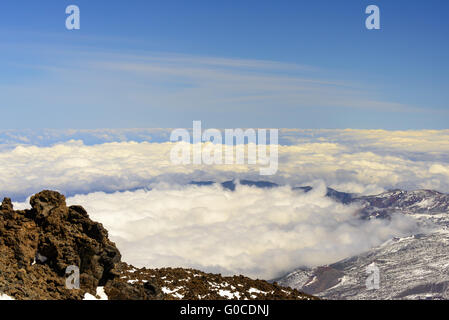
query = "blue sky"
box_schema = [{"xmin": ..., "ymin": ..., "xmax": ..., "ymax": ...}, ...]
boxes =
[{"xmin": 0, "ymin": 0, "xmax": 448, "ymax": 129}]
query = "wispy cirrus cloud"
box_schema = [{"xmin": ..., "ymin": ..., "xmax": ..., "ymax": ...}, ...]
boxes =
[{"xmin": 0, "ymin": 44, "xmax": 435, "ymax": 129}]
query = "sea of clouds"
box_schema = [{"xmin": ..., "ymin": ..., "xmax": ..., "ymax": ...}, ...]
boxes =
[
  {"xmin": 2, "ymin": 129, "xmax": 449, "ymax": 200},
  {"xmin": 14, "ymin": 182, "xmax": 419, "ymax": 280},
  {"xmin": 68, "ymin": 183, "xmax": 420, "ymax": 279},
  {"xmin": 5, "ymin": 129, "xmax": 449, "ymax": 279}
]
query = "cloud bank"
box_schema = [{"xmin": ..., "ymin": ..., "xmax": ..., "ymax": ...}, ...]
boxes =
[
  {"xmin": 57, "ymin": 183, "xmax": 418, "ymax": 280},
  {"xmin": 2, "ymin": 129, "xmax": 449, "ymax": 200}
]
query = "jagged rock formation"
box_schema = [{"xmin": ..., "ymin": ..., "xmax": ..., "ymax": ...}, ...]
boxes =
[
  {"xmin": 0, "ymin": 190, "xmax": 131, "ymax": 299},
  {"xmin": 0, "ymin": 190, "xmax": 313, "ymax": 300}
]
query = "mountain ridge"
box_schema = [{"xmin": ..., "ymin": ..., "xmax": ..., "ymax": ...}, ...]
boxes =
[{"xmin": 276, "ymin": 187, "xmax": 449, "ymax": 299}]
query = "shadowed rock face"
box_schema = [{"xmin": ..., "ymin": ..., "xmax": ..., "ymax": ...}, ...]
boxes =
[{"xmin": 0, "ymin": 190, "xmax": 145, "ymax": 299}]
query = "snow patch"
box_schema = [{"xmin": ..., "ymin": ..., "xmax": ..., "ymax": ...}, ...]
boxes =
[
  {"xmin": 0, "ymin": 294, "xmax": 14, "ymax": 300},
  {"xmin": 218, "ymin": 289, "xmax": 240, "ymax": 299},
  {"xmin": 83, "ymin": 287, "xmax": 108, "ymax": 300},
  {"xmin": 161, "ymin": 286, "xmax": 185, "ymax": 299}
]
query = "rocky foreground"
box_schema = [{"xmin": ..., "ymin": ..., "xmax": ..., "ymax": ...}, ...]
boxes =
[{"xmin": 0, "ymin": 190, "xmax": 315, "ymax": 300}]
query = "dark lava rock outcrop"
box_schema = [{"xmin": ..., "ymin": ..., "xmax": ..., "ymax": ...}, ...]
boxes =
[
  {"xmin": 0, "ymin": 190, "xmax": 314, "ymax": 300},
  {"xmin": 0, "ymin": 190, "xmax": 136, "ymax": 299}
]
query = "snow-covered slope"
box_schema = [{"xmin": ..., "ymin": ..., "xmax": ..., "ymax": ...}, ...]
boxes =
[
  {"xmin": 356, "ymin": 189, "xmax": 449, "ymax": 219},
  {"xmin": 278, "ymin": 189, "xmax": 449, "ymax": 300}
]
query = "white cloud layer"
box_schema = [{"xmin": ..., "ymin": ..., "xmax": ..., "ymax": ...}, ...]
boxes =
[
  {"xmin": 2, "ymin": 129, "xmax": 449, "ymax": 200},
  {"xmin": 59, "ymin": 183, "xmax": 418, "ymax": 279}
]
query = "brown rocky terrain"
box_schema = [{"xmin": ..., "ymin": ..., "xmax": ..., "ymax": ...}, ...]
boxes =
[
  {"xmin": 113, "ymin": 263, "xmax": 315, "ymax": 300},
  {"xmin": 0, "ymin": 190, "xmax": 315, "ymax": 300}
]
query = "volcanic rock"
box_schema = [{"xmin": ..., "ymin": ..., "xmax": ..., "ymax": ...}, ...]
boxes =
[{"xmin": 0, "ymin": 190, "xmax": 122, "ymax": 299}]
